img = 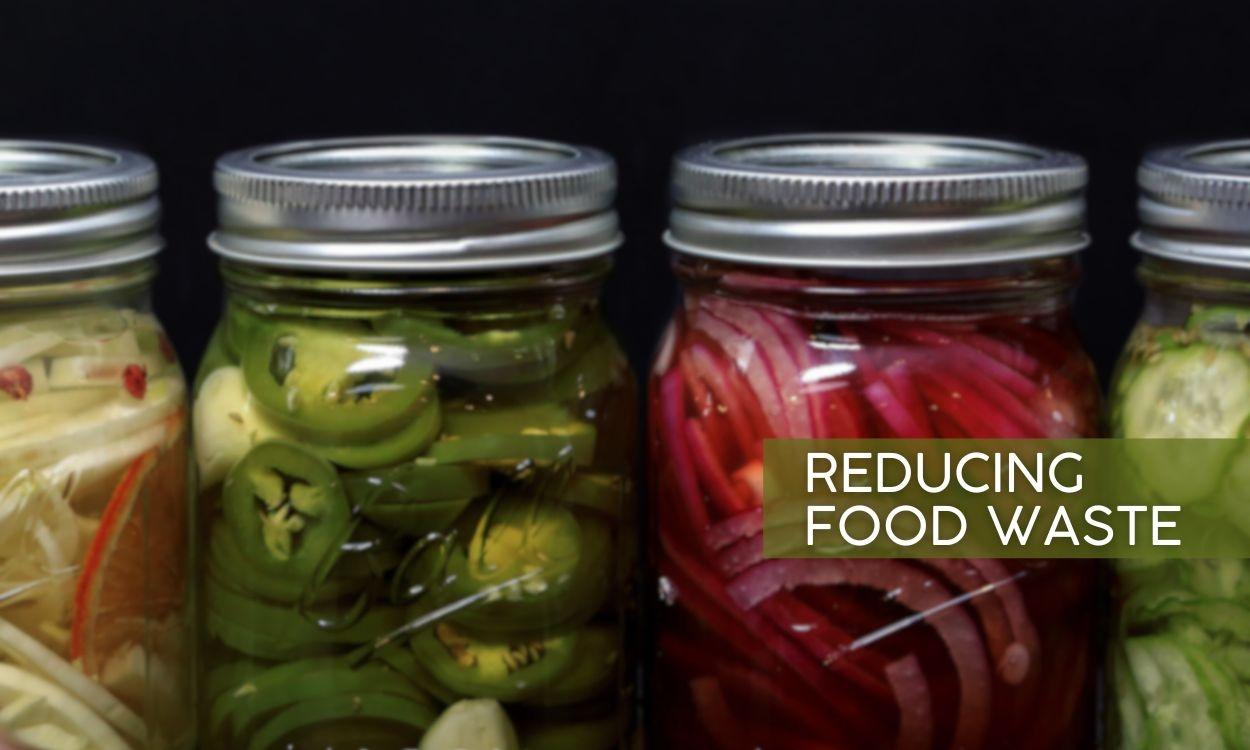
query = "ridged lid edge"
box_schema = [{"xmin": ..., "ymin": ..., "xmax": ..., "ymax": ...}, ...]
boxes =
[{"xmin": 672, "ymin": 133, "xmax": 1087, "ymax": 211}]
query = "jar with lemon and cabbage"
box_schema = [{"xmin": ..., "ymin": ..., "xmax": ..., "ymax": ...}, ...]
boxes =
[{"xmin": 0, "ymin": 142, "xmax": 189, "ymax": 749}]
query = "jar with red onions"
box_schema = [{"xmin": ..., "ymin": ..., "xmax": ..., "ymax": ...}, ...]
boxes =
[{"xmin": 648, "ymin": 134, "xmax": 1101, "ymax": 750}]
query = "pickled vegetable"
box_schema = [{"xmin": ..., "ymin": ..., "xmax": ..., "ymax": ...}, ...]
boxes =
[
  {"xmin": 1109, "ymin": 305, "xmax": 1250, "ymax": 749},
  {"xmin": 194, "ymin": 295, "xmax": 634, "ymax": 749},
  {"xmin": 650, "ymin": 270, "xmax": 1100, "ymax": 749},
  {"xmin": 0, "ymin": 307, "xmax": 189, "ymax": 749}
]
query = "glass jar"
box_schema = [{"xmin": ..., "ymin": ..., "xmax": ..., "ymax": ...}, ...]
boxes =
[
  {"xmin": 649, "ymin": 134, "xmax": 1101, "ymax": 750},
  {"xmin": 1107, "ymin": 141, "xmax": 1250, "ymax": 747},
  {"xmin": 0, "ymin": 142, "xmax": 190, "ymax": 747},
  {"xmin": 194, "ymin": 137, "xmax": 637, "ymax": 750}
]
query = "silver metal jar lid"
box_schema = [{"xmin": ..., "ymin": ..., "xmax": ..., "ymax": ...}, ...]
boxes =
[
  {"xmin": 1135, "ymin": 140, "xmax": 1250, "ymax": 269},
  {"xmin": 666, "ymin": 133, "xmax": 1089, "ymax": 268},
  {"xmin": 0, "ymin": 141, "xmax": 161, "ymax": 277},
  {"xmin": 210, "ymin": 135, "xmax": 622, "ymax": 273}
]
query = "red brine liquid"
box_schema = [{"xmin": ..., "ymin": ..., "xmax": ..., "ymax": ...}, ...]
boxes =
[{"xmin": 649, "ymin": 271, "xmax": 1100, "ymax": 750}]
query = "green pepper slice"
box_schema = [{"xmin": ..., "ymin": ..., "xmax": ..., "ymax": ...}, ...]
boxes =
[
  {"xmin": 245, "ymin": 692, "xmax": 437, "ymax": 750},
  {"xmin": 438, "ymin": 497, "xmax": 612, "ymax": 634},
  {"xmin": 206, "ymin": 576, "xmax": 405, "ymax": 658},
  {"xmin": 375, "ymin": 644, "xmax": 460, "ymax": 705},
  {"xmin": 562, "ymin": 473, "xmax": 628, "ymax": 520},
  {"xmin": 205, "ymin": 661, "xmax": 267, "ymax": 705},
  {"xmin": 210, "ymin": 656, "xmax": 433, "ymax": 741},
  {"xmin": 410, "ymin": 621, "xmax": 577, "ymax": 702},
  {"xmin": 521, "ymin": 627, "xmax": 620, "ymax": 707},
  {"xmin": 207, "ymin": 521, "xmax": 361, "ymax": 605},
  {"xmin": 497, "ymin": 331, "xmax": 626, "ymax": 405},
  {"xmin": 344, "ymin": 462, "xmax": 489, "ymax": 534},
  {"xmin": 428, "ymin": 403, "xmax": 596, "ymax": 466},
  {"xmin": 312, "ymin": 393, "xmax": 442, "ymax": 470},
  {"xmin": 242, "ymin": 317, "xmax": 436, "ymax": 441},
  {"xmin": 374, "ymin": 307, "xmax": 599, "ymax": 386},
  {"xmin": 222, "ymin": 440, "xmax": 352, "ymax": 582}
]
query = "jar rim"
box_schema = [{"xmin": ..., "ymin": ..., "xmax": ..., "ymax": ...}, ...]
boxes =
[
  {"xmin": 1136, "ymin": 139, "xmax": 1250, "ymax": 269},
  {"xmin": 211, "ymin": 135, "xmax": 622, "ymax": 274},
  {"xmin": 0, "ymin": 140, "xmax": 162, "ymax": 278},
  {"xmin": 666, "ymin": 133, "xmax": 1089, "ymax": 269}
]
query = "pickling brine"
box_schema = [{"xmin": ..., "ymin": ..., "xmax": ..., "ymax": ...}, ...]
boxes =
[
  {"xmin": 195, "ymin": 137, "xmax": 637, "ymax": 750},
  {"xmin": 0, "ymin": 143, "xmax": 190, "ymax": 749},
  {"xmin": 649, "ymin": 134, "xmax": 1101, "ymax": 750}
]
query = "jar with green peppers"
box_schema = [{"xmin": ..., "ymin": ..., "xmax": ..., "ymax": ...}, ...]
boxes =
[
  {"xmin": 1109, "ymin": 141, "xmax": 1250, "ymax": 748},
  {"xmin": 193, "ymin": 137, "xmax": 637, "ymax": 750}
]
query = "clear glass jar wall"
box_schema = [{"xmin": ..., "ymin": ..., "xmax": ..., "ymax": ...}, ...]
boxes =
[
  {"xmin": 194, "ymin": 137, "xmax": 637, "ymax": 750},
  {"xmin": 1107, "ymin": 141, "xmax": 1250, "ymax": 747},
  {"xmin": 648, "ymin": 134, "xmax": 1101, "ymax": 750},
  {"xmin": 0, "ymin": 144, "xmax": 190, "ymax": 748},
  {"xmin": 650, "ymin": 258, "xmax": 1100, "ymax": 749}
]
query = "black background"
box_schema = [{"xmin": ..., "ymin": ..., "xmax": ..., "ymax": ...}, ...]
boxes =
[{"xmin": 3, "ymin": 0, "xmax": 1249, "ymax": 384}]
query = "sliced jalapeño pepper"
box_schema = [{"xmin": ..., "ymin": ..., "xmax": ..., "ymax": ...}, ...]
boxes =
[
  {"xmin": 410, "ymin": 621, "xmax": 577, "ymax": 702},
  {"xmin": 343, "ymin": 462, "xmax": 489, "ymax": 535},
  {"xmin": 206, "ymin": 576, "xmax": 404, "ymax": 659},
  {"xmin": 498, "ymin": 329, "xmax": 626, "ymax": 405},
  {"xmin": 206, "ymin": 521, "xmax": 360, "ymax": 605},
  {"xmin": 438, "ymin": 496, "xmax": 612, "ymax": 634},
  {"xmin": 209, "ymin": 656, "xmax": 433, "ymax": 741},
  {"xmin": 242, "ymin": 317, "xmax": 436, "ymax": 442},
  {"xmin": 374, "ymin": 306, "xmax": 599, "ymax": 385},
  {"xmin": 244, "ymin": 692, "xmax": 437, "ymax": 750},
  {"xmin": 312, "ymin": 392, "xmax": 442, "ymax": 470},
  {"xmin": 428, "ymin": 403, "xmax": 596, "ymax": 466},
  {"xmin": 521, "ymin": 626, "xmax": 619, "ymax": 707},
  {"xmin": 221, "ymin": 440, "xmax": 351, "ymax": 582},
  {"xmin": 562, "ymin": 473, "xmax": 628, "ymax": 520}
]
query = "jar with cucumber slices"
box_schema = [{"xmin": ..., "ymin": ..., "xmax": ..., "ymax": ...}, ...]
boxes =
[
  {"xmin": 0, "ymin": 142, "xmax": 191, "ymax": 749},
  {"xmin": 194, "ymin": 137, "xmax": 637, "ymax": 750},
  {"xmin": 1108, "ymin": 141, "xmax": 1250, "ymax": 749}
]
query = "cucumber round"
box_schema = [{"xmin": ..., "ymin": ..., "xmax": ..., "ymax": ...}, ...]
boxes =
[
  {"xmin": 1122, "ymin": 345, "xmax": 1250, "ymax": 439},
  {"xmin": 1119, "ymin": 345, "xmax": 1250, "ymax": 503},
  {"xmin": 1125, "ymin": 636, "xmax": 1226, "ymax": 748}
]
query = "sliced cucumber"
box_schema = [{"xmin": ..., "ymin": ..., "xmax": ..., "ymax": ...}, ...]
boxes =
[
  {"xmin": 1122, "ymin": 345, "xmax": 1250, "ymax": 439},
  {"xmin": 1119, "ymin": 345, "xmax": 1250, "ymax": 503},
  {"xmin": 1126, "ymin": 636, "xmax": 1227, "ymax": 748},
  {"xmin": 1176, "ymin": 639, "xmax": 1250, "ymax": 746}
]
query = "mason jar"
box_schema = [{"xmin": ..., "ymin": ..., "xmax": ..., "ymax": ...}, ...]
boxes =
[
  {"xmin": 193, "ymin": 136, "xmax": 637, "ymax": 750},
  {"xmin": 649, "ymin": 134, "xmax": 1101, "ymax": 750},
  {"xmin": 1107, "ymin": 141, "xmax": 1250, "ymax": 747},
  {"xmin": 0, "ymin": 142, "xmax": 190, "ymax": 748}
]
